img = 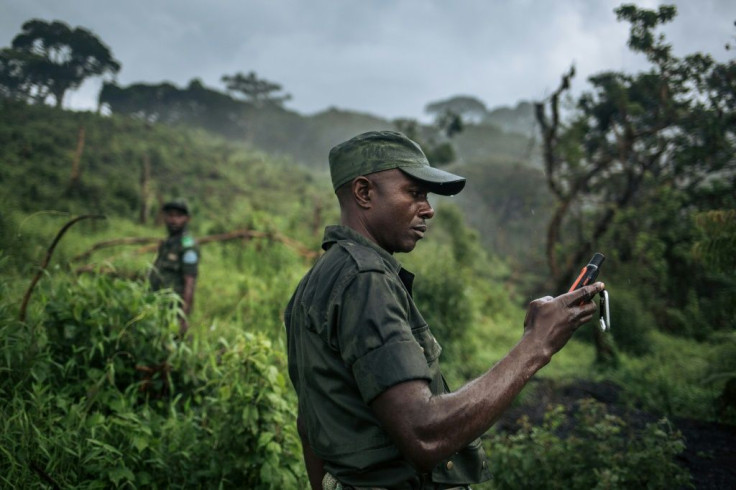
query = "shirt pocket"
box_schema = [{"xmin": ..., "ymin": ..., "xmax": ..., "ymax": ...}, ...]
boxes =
[
  {"xmin": 431, "ymin": 436, "xmax": 492, "ymax": 485},
  {"xmin": 158, "ymin": 250, "xmax": 181, "ymax": 271}
]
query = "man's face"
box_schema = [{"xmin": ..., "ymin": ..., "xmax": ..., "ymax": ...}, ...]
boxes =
[
  {"xmin": 164, "ymin": 209, "xmax": 189, "ymax": 234},
  {"xmin": 365, "ymin": 169, "xmax": 435, "ymax": 254}
]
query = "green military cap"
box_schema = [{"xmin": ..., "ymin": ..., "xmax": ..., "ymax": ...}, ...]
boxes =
[
  {"xmin": 162, "ymin": 198, "xmax": 190, "ymax": 215},
  {"xmin": 328, "ymin": 131, "xmax": 466, "ymax": 196}
]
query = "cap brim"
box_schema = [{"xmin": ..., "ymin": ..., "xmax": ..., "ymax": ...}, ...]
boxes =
[{"xmin": 399, "ymin": 166, "xmax": 466, "ymax": 196}]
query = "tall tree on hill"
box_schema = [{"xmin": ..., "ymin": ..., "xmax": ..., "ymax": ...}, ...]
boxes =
[
  {"xmin": 535, "ymin": 4, "xmax": 735, "ymax": 357},
  {"xmin": 0, "ymin": 19, "xmax": 120, "ymax": 108},
  {"xmin": 98, "ymin": 81, "xmax": 179, "ymax": 122},
  {"xmin": 0, "ymin": 49, "xmax": 32, "ymax": 101},
  {"xmin": 100, "ymin": 79, "xmax": 248, "ymax": 137},
  {"xmin": 221, "ymin": 71, "xmax": 291, "ymax": 108},
  {"xmin": 536, "ymin": 4, "xmax": 735, "ymax": 285},
  {"xmin": 425, "ymin": 95, "xmax": 488, "ymax": 124},
  {"xmin": 393, "ymin": 118, "xmax": 460, "ymax": 167}
]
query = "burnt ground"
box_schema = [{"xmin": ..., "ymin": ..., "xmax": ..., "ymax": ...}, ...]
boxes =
[{"xmin": 492, "ymin": 379, "xmax": 736, "ymax": 489}]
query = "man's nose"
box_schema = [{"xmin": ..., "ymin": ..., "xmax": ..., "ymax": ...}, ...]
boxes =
[{"xmin": 419, "ymin": 200, "xmax": 435, "ymax": 219}]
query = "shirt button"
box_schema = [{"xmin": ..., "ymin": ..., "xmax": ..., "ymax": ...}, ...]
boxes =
[{"xmin": 446, "ymin": 461, "xmax": 454, "ymax": 470}]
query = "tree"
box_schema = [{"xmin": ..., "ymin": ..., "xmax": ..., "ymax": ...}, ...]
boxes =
[
  {"xmin": 221, "ymin": 71, "xmax": 291, "ymax": 108},
  {"xmin": 534, "ymin": 4, "xmax": 735, "ymax": 357},
  {"xmin": 100, "ymin": 79, "xmax": 249, "ymax": 137},
  {"xmin": 98, "ymin": 81, "xmax": 179, "ymax": 122},
  {"xmin": 535, "ymin": 4, "xmax": 735, "ymax": 287},
  {"xmin": 393, "ymin": 118, "xmax": 459, "ymax": 167},
  {"xmin": 1, "ymin": 19, "xmax": 120, "ymax": 108},
  {"xmin": 435, "ymin": 110, "xmax": 464, "ymax": 138},
  {"xmin": 693, "ymin": 210, "xmax": 736, "ymax": 274},
  {"xmin": 0, "ymin": 48, "xmax": 34, "ymax": 101},
  {"xmin": 425, "ymin": 95, "xmax": 488, "ymax": 123}
]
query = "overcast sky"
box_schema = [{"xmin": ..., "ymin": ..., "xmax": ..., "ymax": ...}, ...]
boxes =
[{"xmin": 3, "ymin": 0, "xmax": 734, "ymax": 121}]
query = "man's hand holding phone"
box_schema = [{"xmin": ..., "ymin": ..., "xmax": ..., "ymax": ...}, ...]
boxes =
[{"xmin": 523, "ymin": 282, "xmax": 605, "ymax": 361}]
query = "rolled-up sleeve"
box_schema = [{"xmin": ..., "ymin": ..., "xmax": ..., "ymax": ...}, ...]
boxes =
[
  {"xmin": 338, "ymin": 271, "xmax": 431, "ymax": 403},
  {"xmin": 180, "ymin": 246, "xmax": 199, "ymax": 277}
]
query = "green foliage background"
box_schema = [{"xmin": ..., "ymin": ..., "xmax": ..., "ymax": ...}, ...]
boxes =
[
  {"xmin": 2, "ymin": 97, "xmax": 732, "ymax": 488},
  {"xmin": 1, "ymin": 270, "xmax": 302, "ymax": 488}
]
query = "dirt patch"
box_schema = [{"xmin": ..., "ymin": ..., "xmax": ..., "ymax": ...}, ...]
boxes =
[{"xmin": 493, "ymin": 378, "xmax": 736, "ymax": 489}]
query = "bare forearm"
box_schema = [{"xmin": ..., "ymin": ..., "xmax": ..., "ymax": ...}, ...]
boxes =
[
  {"xmin": 181, "ymin": 276, "xmax": 196, "ymax": 314},
  {"xmin": 376, "ymin": 336, "xmax": 547, "ymax": 471},
  {"xmin": 372, "ymin": 282, "xmax": 603, "ymax": 472},
  {"xmin": 427, "ymin": 337, "xmax": 547, "ymax": 452}
]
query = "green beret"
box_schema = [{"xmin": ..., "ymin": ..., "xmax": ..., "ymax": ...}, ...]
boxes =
[{"xmin": 328, "ymin": 131, "xmax": 466, "ymax": 196}]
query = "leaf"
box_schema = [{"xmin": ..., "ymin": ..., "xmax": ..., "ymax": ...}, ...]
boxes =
[
  {"xmin": 132, "ymin": 435, "xmax": 149, "ymax": 452},
  {"xmin": 108, "ymin": 466, "xmax": 135, "ymax": 486},
  {"xmin": 257, "ymin": 432, "xmax": 274, "ymax": 448}
]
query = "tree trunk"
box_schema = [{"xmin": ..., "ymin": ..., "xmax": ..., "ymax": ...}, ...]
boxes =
[
  {"xmin": 139, "ymin": 154, "xmax": 151, "ymax": 224},
  {"xmin": 53, "ymin": 88, "xmax": 65, "ymax": 109},
  {"xmin": 545, "ymin": 198, "xmax": 572, "ymax": 281}
]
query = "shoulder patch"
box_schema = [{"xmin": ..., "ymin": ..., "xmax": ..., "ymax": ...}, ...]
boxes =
[
  {"xmin": 182, "ymin": 249, "xmax": 198, "ymax": 264},
  {"xmin": 338, "ymin": 241, "xmax": 385, "ymax": 273},
  {"xmin": 181, "ymin": 235, "xmax": 196, "ymax": 248}
]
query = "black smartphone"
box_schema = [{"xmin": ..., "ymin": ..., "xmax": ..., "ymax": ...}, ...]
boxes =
[
  {"xmin": 568, "ymin": 252, "xmax": 605, "ymax": 292},
  {"xmin": 568, "ymin": 252, "xmax": 609, "ymax": 330}
]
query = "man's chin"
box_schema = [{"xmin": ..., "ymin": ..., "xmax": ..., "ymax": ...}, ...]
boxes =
[{"xmin": 397, "ymin": 240, "xmax": 419, "ymax": 254}]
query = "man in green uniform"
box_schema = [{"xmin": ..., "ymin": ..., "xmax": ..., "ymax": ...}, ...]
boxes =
[
  {"xmin": 285, "ymin": 131, "xmax": 603, "ymax": 489},
  {"xmin": 149, "ymin": 199, "xmax": 199, "ymax": 335}
]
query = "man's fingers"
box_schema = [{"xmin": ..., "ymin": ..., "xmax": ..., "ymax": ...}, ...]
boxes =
[{"xmin": 564, "ymin": 282, "xmax": 604, "ymax": 306}]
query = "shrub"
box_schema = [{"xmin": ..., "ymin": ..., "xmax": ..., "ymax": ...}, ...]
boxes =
[
  {"xmin": 411, "ymin": 246, "xmax": 475, "ymax": 346},
  {"xmin": 1, "ymin": 273, "xmax": 304, "ymax": 488},
  {"xmin": 485, "ymin": 399, "xmax": 691, "ymax": 489},
  {"xmin": 609, "ymin": 333, "xmax": 719, "ymax": 421}
]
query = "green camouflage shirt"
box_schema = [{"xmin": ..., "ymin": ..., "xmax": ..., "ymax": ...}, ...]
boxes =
[
  {"xmin": 285, "ymin": 225, "xmax": 490, "ymax": 489},
  {"xmin": 149, "ymin": 231, "xmax": 199, "ymax": 295}
]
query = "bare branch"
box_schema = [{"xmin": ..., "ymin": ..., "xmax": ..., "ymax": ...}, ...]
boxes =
[{"xmin": 19, "ymin": 214, "xmax": 106, "ymax": 322}]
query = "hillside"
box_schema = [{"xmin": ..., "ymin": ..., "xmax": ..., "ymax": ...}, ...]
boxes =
[
  {"xmin": 2, "ymin": 100, "xmax": 734, "ymax": 489},
  {"xmin": 1, "ymin": 96, "xmax": 552, "ymax": 269},
  {"xmin": 230, "ymin": 100, "xmax": 539, "ymax": 169},
  {"xmin": 239, "ymin": 105, "xmax": 395, "ymax": 168},
  {"xmin": 1, "ymin": 100, "xmax": 328, "ymax": 223},
  {"xmin": 163, "ymin": 95, "xmax": 551, "ymax": 265}
]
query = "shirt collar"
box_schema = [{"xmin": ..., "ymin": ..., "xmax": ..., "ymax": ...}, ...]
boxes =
[
  {"xmin": 322, "ymin": 225, "xmax": 415, "ymax": 294},
  {"xmin": 322, "ymin": 225, "xmax": 402, "ymax": 274}
]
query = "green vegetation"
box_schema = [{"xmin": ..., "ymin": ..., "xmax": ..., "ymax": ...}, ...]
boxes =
[
  {"xmin": 486, "ymin": 400, "xmax": 690, "ymax": 490},
  {"xmin": 1, "ymin": 271, "xmax": 302, "ymax": 488},
  {"xmin": 2, "ymin": 3, "xmax": 735, "ymax": 488},
  {"xmin": 0, "ymin": 19, "xmax": 120, "ymax": 108},
  {"xmin": 1, "ymin": 93, "xmax": 730, "ymax": 489},
  {"xmin": 534, "ymin": 4, "xmax": 736, "ymax": 353}
]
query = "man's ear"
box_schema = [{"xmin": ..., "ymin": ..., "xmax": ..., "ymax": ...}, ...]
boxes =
[{"xmin": 351, "ymin": 176, "xmax": 373, "ymax": 209}]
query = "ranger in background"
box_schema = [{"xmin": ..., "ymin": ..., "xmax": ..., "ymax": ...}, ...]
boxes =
[{"xmin": 149, "ymin": 199, "xmax": 199, "ymax": 335}]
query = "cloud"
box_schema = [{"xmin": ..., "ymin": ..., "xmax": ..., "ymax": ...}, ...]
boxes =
[{"xmin": 2, "ymin": 0, "xmax": 734, "ymax": 120}]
